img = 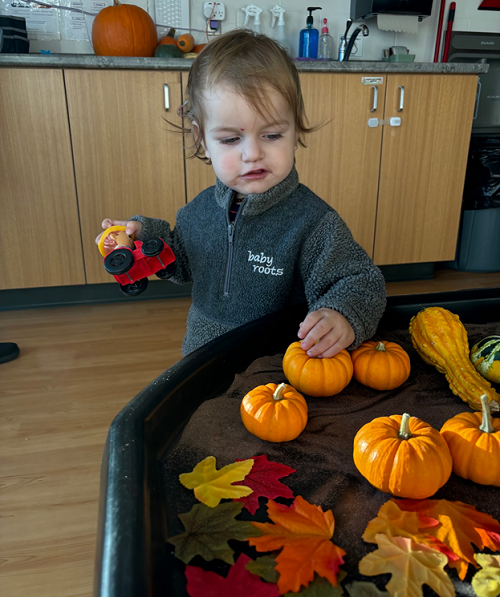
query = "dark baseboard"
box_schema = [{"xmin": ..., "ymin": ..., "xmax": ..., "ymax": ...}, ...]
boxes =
[
  {"xmin": 0, "ymin": 281, "xmax": 193, "ymax": 311},
  {"xmin": 379, "ymin": 262, "xmax": 435, "ymax": 282}
]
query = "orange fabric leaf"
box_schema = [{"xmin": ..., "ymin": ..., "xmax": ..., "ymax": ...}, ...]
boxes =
[
  {"xmin": 363, "ymin": 500, "xmax": 459, "ymax": 562},
  {"xmin": 396, "ymin": 499, "xmax": 500, "ymax": 580},
  {"xmin": 247, "ymin": 496, "xmax": 346, "ymax": 595}
]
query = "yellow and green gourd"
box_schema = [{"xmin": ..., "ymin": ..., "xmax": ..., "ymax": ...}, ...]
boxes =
[{"xmin": 471, "ymin": 335, "xmax": 500, "ymax": 384}]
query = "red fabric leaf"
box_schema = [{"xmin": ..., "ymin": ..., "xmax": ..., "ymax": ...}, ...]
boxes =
[
  {"xmin": 233, "ymin": 455, "xmax": 296, "ymax": 514},
  {"xmin": 185, "ymin": 553, "xmax": 279, "ymax": 597}
]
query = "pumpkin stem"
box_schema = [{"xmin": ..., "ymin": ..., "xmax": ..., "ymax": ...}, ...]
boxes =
[
  {"xmin": 398, "ymin": 413, "xmax": 412, "ymax": 440},
  {"xmin": 273, "ymin": 383, "xmax": 288, "ymax": 401},
  {"xmin": 113, "ymin": 0, "xmax": 121, "ymax": 5},
  {"xmin": 479, "ymin": 394, "xmax": 494, "ymax": 434},
  {"xmin": 376, "ymin": 342, "xmax": 386, "ymax": 351},
  {"xmin": 167, "ymin": 28, "xmax": 176, "ymax": 37}
]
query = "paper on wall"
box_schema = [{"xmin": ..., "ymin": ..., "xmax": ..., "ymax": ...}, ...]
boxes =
[
  {"xmin": 63, "ymin": 0, "xmax": 110, "ymax": 42},
  {"xmin": 0, "ymin": 0, "xmax": 61, "ymax": 40}
]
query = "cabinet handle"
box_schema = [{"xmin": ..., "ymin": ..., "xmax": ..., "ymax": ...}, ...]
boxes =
[
  {"xmin": 370, "ymin": 85, "xmax": 378, "ymax": 112},
  {"xmin": 397, "ymin": 85, "xmax": 405, "ymax": 112},
  {"xmin": 164, "ymin": 84, "xmax": 170, "ymax": 111}
]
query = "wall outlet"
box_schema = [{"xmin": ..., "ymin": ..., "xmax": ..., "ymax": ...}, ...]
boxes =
[
  {"xmin": 340, "ymin": 33, "xmax": 364, "ymax": 58},
  {"xmin": 204, "ymin": 2, "xmax": 225, "ymax": 20}
]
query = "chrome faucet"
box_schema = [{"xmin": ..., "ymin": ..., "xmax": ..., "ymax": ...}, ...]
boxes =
[{"xmin": 343, "ymin": 24, "xmax": 369, "ymax": 61}]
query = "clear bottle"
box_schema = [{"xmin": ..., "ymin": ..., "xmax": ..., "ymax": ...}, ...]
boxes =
[
  {"xmin": 298, "ymin": 6, "xmax": 321, "ymax": 59},
  {"xmin": 318, "ymin": 18, "xmax": 334, "ymax": 60}
]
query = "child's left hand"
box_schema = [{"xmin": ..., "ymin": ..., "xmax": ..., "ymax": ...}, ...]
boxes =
[{"xmin": 298, "ymin": 308, "xmax": 355, "ymax": 358}]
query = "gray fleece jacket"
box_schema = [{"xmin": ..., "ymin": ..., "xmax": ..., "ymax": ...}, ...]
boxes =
[{"xmin": 131, "ymin": 167, "xmax": 387, "ymax": 356}]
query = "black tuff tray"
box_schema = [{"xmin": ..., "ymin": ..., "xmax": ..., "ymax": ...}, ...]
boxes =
[{"xmin": 93, "ymin": 287, "xmax": 500, "ymax": 597}]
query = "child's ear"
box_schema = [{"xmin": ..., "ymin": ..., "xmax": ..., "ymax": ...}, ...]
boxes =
[{"xmin": 192, "ymin": 121, "xmax": 210, "ymax": 159}]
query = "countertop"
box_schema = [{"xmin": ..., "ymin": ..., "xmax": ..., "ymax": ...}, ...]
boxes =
[{"xmin": 0, "ymin": 54, "xmax": 490, "ymax": 74}]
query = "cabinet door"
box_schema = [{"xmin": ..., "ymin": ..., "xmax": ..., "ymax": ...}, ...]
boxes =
[
  {"xmin": 374, "ymin": 74, "xmax": 477, "ymax": 265},
  {"xmin": 65, "ymin": 70, "xmax": 186, "ymax": 284},
  {"xmin": 0, "ymin": 69, "xmax": 85, "ymax": 290},
  {"xmin": 296, "ymin": 73, "xmax": 385, "ymax": 257}
]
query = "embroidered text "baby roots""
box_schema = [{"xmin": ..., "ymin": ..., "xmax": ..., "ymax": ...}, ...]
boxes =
[{"xmin": 248, "ymin": 250, "xmax": 283, "ymax": 276}]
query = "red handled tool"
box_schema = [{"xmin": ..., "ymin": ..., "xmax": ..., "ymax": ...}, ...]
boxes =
[{"xmin": 442, "ymin": 2, "xmax": 456, "ymax": 63}]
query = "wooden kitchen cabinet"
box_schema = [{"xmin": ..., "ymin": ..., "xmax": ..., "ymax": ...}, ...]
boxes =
[
  {"xmin": 374, "ymin": 74, "xmax": 477, "ymax": 265},
  {"xmin": 0, "ymin": 69, "xmax": 85, "ymax": 290},
  {"xmin": 65, "ymin": 70, "xmax": 186, "ymax": 284},
  {"xmin": 180, "ymin": 71, "xmax": 477, "ymax": 265}
]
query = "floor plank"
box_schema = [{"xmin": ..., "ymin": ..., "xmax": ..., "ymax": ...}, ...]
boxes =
[{"xmin": 1, "ymin": 269, "xmax": 499, "ymax": 596}]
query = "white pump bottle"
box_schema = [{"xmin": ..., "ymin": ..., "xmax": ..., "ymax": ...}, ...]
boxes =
[
  {"xmin": 241, "ymin": 5, "xmax": 263, "ymax": 34},
  {"xmin": 270, "ymin": 5, "xmax": 290, "ymax": 55}
]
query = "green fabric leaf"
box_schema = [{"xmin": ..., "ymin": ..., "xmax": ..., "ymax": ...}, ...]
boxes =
[
  {"xmin": 245, "ymin": 555, "xmax": 280, "ymax": 583},
  {"xmin": 345, "ymin": 581, "xmax": 390, "ymax": 597},
  {"xmin": 284, "ymin": 572, "xmax": 346, "ymax": 597},
  {"xmin": 168, "ymin": 501, "xmax": 262, "ymax": 565}
]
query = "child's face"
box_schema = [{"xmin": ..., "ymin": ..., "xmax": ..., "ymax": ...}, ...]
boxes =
[{"xmin": 198, "ymin": 85, "xmax": 298, "ymax": 197}]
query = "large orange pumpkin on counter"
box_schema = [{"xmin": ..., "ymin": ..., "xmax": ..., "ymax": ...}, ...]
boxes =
[
  {"xmin": 92, "ymin": 1, "xmax": 158, "ymax": 57},
  {"xmin": 282, "ymin": 342, "xmax": 353, "ymax": 397},
  {"xmin": 353, "ymin": 413, "xmax": 452, "ymax": 499},
  {"xmin": 351, "ymin": 340, "xmax": 411, "ymax": 391}
]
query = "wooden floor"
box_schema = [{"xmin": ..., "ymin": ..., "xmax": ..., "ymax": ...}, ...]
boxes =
[{"xmin": 1, "ymin": 269, "xmax": 499, "ymax": 597}]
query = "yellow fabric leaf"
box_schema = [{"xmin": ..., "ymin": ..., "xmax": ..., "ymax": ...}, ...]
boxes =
[
  {"xmin": 472, "ymin": 554, "xmax": 500, "ymax": 597},
  {"xmin": 359, "ymin": 534, "xmax": 454, "ymax": 597},
  {"xmin": 179, "ymin": 456, "xmax": 254, "ymax": 508}
]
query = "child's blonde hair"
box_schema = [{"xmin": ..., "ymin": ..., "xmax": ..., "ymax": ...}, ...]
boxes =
[{"xmin": 183, "ymin": 29, "xmax": 314, "ymax": 162}]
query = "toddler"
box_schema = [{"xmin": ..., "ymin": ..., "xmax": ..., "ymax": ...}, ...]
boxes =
[{"xmin": 96, "ymin": 29, "xmax": 386, "ymax": 357}]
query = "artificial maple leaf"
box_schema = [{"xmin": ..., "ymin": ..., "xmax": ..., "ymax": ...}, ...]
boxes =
[
  {"xmin": 471, "ymin": 554, "xmax": 500, "ymax": 597},
  {"xmin": 359, "ymin": 534, "xmax": 454, "ymax": 597},
  {"xmin": 179, "ymin": 456, "xmax": 254, "ymax": 507},
  {"xmin": 247, "ymin": 495, "xmax": 346, "ymax": 595},
  {"xmin": 185, "ymin": 553, "xmax": 280, "ymax": 597},
  {"xmin": 284, "ymin": 573, "xmax": 346, "ymax": 596},
  {"xmin": 345, "ymin": 581, "xmax": 390, "ymax": 597},
  {"xmin": 363, "ymin": 500, "xmax": 459, "ymax": 562},
  {"xmin": 168, "ymin": 501, "xmax": 261, "ymax": 565},
  {"xmin": 233, "ymin": 455, "xmax": 296, "ymax": 514},
  {"xmin": 395, "ymin": 498, "xmax": 500, "ymax": 580},
  {"xmin": 245, "ymin": 555, "xmax": 280, "ymax": 583}
]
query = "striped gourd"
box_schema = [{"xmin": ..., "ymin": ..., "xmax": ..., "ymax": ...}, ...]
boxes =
[
  {"xmin": 409, "ymin": 307, "xmax": 500, "ymax": 412},
  {"xmin": 471, "ymin": 335, "xmax": 500, "ymax": 384}
]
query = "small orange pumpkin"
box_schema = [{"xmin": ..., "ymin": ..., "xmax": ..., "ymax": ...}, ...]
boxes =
[
  {"xmin": 193, "ymin": 43, "xmax": 207, "ymax": 53},
  {"xmin": 353, "ymin": 413, "xmax": 452, "ymax": 499},
  {"xmin": 159, "ymin": 28, "xmax": 178, "ymax": 46},
  {"xmin": 240, "ymin": 383, "xmax": 308, "ymax": 442},
  {"xmin": 92, "ymin": 1, "xmax": 158, "ymax": 57},
  {"xmin": 282, "ymin": 342, "xmax": 353, "ymax": 397},
  {"xmin": 351, "ymin": 340, "xmax": 411, "ymax": 391},
  {"xmin": 177, "ymin": 33, "xmax": 195, "ymax": 53},
  {"xmin": 441, "ymin": 394, "xmax": 500, "ymax": 486}
]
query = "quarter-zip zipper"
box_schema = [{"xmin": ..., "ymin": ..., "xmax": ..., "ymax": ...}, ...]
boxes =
[{"xmin": 224, "ymin": 197, "xmax": 247, "ymax": 297}]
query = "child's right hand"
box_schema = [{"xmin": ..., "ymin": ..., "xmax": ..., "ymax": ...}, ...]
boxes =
[{"xmin": 95, "ymin": 218, "xmax": 143, "ymax": 245}]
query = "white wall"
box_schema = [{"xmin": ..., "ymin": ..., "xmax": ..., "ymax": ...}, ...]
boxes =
[{"xmin": 27, "ymin": 0, "xmax": 500, "ymax": 60}]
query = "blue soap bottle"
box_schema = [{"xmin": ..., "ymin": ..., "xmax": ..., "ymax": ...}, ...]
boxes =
[{"xmin": 299, "ymin": 6, "xmax": 322, "ymax": 58}]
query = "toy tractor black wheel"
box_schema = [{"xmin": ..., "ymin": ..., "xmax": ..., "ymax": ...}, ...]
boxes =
[
  {"xmin": 141, "ymin": 237, "xmax": 164, "ymax": 257},
  {"xmin": 104, "ymin": 248, "xmax": 134, "ymax": 275},
  {"xmin": 155, "ymin": 262, "xmax": 176, "ymax": 280},
  {"xmin": 119, "ymin": 277, "xmax": 149, "ymax": 297}
]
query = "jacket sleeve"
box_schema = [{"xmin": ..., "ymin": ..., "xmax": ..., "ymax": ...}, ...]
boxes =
[
  {"xmin": 129, "ymin": 212, "xmax": 192, "ymax": 284},
  {"xmin": 299, "ymin": 212, "xmax": 387, "ymax": 349}
]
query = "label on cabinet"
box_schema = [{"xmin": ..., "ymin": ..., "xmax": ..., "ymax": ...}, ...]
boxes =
[{"xmin": 362, "ymin": 77, "xmax": 384, "ymax": 85}]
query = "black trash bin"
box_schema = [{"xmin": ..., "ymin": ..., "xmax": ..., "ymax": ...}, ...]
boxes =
[{"xmin": 447, "ymin": 136, "xmax": 500, "ymax": 273}]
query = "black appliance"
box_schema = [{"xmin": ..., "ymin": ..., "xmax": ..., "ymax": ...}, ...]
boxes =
[
  {"xmin": 446, "ymin": 32, "xmax": 500, "ymax": 273},
  {"xmin": 448, "ymin": 31, "xmax": 500, "ymax": 136},
  {"xmin": 350, "ymin": 0, "xmax": 433, "ymax": 20}
]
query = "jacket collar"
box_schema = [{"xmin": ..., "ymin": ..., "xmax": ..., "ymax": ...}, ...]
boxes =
[{"xmin": 214, "ymin": 166, "xmax": 299, "ymax": 216}]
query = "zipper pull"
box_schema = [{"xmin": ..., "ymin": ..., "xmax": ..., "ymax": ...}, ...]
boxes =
[{"xmin": 228, "ymin": 223, "xmax": 234, "ymax": 244}]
